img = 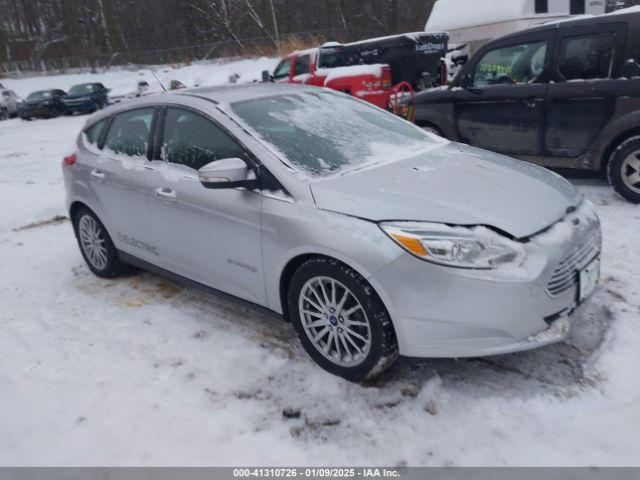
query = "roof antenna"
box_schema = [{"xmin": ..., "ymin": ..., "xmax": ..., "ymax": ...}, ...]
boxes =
[{"xmin": 151, "ymin": 69, "xmax": 167, "ymax": 93}]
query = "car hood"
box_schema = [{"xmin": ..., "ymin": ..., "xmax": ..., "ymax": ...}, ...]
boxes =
[{"xmin": 309, "ymin": 143, "xmax": 581, "ymax": 239}]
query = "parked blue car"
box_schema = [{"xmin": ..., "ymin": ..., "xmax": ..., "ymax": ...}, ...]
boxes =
[{"xmin": 62, "ymin": 83, "xmax": 110, "ymax": 114}]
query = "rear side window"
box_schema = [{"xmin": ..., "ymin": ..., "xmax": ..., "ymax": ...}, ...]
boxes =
[
  {"xmin": 623, "ymin": 27, "xmax": 640, "ymax": 77},
  {"xmin": 293, "ymin": 55, "xmax": 311, "ymax": 76},
  {"xmin": 473, "ymin": 41, "xmax": 547, "ymax": 86},
  {"xmin": 557, "ymin": 33, "xmax": 614, "ymax": 80},
  {"xmin": 161, "ymin": 108, "xmax": 247, "ymax": 170},
  {"xmin": 84, "ymin": 119, "xmax": 107, "ymax": 146},
  {"xmin": 104, "ymin": 108, "xmax": 154, "ymax": 157}
]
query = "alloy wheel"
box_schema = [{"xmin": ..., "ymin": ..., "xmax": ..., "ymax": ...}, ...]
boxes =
[
  {"xmin": 298, "ymin": 276, "xmax": 371, "ymax": 367},
  {"xmin": 621, "ymin": 150, "xmax": 640, "ymax": 194},
  {"xmin": 78, "ymin": 215, "xmax": 108, "ymax": 270}
]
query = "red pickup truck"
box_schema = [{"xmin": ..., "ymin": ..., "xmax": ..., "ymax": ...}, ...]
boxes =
[{"xmin": 267, "ymin": 33, "xmax": 448, "ymax": 111}]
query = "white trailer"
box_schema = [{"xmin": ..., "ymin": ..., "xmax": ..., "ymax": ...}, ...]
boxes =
[{"xmin": 426, "ymin": 0, "xmax": 606, "ymax": 55}]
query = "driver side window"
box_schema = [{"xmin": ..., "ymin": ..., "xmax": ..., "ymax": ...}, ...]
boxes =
[
  {"xmin": 272, "ymin": 58, "xmax": 292, "ymax": 80},
  {"xmin": 473, "ymin": 41, "xmax": 547, "ymax": 87},
  {"xmin": 161, "ymin": 108, "xmax": 247, "ymax": 171}
]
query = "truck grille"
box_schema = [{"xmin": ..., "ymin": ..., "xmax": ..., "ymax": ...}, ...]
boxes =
[{"xmin": 546, "ymin": 227, "xmax": 601, "ymax": 297}]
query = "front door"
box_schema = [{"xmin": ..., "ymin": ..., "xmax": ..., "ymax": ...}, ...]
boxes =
[
  {"xmin": 148, "ymin": 107, "xmax": 265, "ymax": 304},
  {"xmin": 544, "ymin": 24, "xmax": 625, "ymax": 158},
  {"xmin": 455, "ymin": 34, "xmax": 551, "ymax": 156}
]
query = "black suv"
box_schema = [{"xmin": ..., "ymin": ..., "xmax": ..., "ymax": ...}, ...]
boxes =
[{"xmin": 415, "ymin": 11, "xmax": 640, "ymax": 203}]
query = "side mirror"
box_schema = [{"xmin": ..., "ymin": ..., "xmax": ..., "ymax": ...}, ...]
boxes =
[
  {"xmin": 198, "ymin": 158, "xmax": 257, "ymax": 190},
  {"xmin": 261, "ymin": 70, "xmax": 272, "ymax": 83},
  {"xmin": 459, "ymin": 73, "xmax": 472, "ymax": 88}
]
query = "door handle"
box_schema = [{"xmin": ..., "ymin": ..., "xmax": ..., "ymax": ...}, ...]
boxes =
[
  {"xmin": 523, "ymin": 97, "xmax": 538, "ymax": 108},
  {"xmin": 90, "ymin": 169, "xmax": 105, "ymax": 181},
  {"xmin": 155, "ymin": 187, "xmax": 177, "ymax": 202}
]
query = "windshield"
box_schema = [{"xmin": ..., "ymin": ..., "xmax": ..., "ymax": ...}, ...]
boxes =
[
  {"xmin": 69, "ymin": 84, "xmax": 95, "ymax": 95},
  {"xmin": 27, "ymin": 91, "xmax": 52, "ymax": 101},
  {"xmin": 231, "ymin": 91, "xmax": 435, "ymax": 176}
]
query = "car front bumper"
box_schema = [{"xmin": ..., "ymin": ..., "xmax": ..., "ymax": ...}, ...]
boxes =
[
  {"xmin": 62, "ymin": 99, "xmax": 95, "ymax": 113},
  {"xmin": 19, "ymin": 105, "xmax": 57, "ymax": 117},
  {"xmin": 369, "ymin": 209, "xmax": 601, "ymax": 358}
]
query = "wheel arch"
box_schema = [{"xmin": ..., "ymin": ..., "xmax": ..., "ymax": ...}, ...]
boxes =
[
  {"xmin": 415, "ymin": 120, "xmax": 444, "ymax": 137},
  {"xmin": 69, "ymin": 201, "xmax": 93, "ymax": 225},
  {"xmin": 277, "ymin": 252, "xmax": 397, "ymax": 338}
]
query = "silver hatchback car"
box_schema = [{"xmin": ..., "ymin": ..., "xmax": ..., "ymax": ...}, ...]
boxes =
[{"xmin": 63, "ymin": 84, "xmax": 601, "ymax": 381}]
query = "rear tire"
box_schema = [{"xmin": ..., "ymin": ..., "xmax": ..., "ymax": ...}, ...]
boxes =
[
  {"xmin": 287, "ymin": 257, "xmax": 398, "ymax": 382},
  {"xmin": 607, "ymin": 137, "xmax": 640, "ymax": 204},
  {"xmin": 72, "ymin": 207, "xmax": 128, "ymax": 278}
]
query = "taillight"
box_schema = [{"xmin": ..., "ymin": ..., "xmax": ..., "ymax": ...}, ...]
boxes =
[
  {"xmin": 62, "ymin": 154, "xmax": 77, "ymax": 166},
  {"xmin": 381, "ymin": 66, "xmax": 392, "ymax": 90}
]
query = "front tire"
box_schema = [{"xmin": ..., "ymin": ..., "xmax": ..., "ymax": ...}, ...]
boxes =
[
  {"xmin": 607, "ymin": 137, "xmax": 640, "ymax": 204},
  {"xmin": 73, "ymin": 207, "xmax": 127, "ymax": 278},
  {"xmin": 287, "ymin": 257, "xmax": 398, "ymax": 382},
  {"xmin": 420, "ymin": 124, "xmax": 444, "ymax": 138}
]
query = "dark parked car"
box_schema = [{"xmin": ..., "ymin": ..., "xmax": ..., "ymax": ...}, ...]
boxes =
[
  {"xmin": 414, "ymin": 11, "xmax": 640, "ymax": 203},
  {"xmin": 18, "ymin": 89, "xmax": 66, "ymax": 120},
  {"xmin": 62, "ymin": 83, "xmax": 109, "ymax": 114}
]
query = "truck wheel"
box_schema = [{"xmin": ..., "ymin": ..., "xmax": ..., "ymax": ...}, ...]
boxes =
[
  {"xmin": 607, "ymin": 137, "xmax": 640, "ymax": 204},
  {"xmin": 420, "ymin": 124, "xmax": 444, "ymax": 137},
  {"xmin": 287, "ymin": 257, "xmax": 398, "ymax": 382}
]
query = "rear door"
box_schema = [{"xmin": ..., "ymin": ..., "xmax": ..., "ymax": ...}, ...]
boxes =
[
  {"xmin": 87, "ymin": 107, "xmax": 161, "ymax": 264},
  {"xmin": 454, "ymin": 32, "xmax": 551, "ymax": 156},
  {"xmin": 544, "ymin": 23, "xmax": 626, "ymax": 158}
]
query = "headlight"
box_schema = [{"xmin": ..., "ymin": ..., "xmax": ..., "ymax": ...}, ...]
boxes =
[
  {"xmin": 43, "ymin": 101, "xmax": 52, "ymax": 106},
  {"xmin": 380, "ymin": 221, "xmax": 524, "ymax": 269}
]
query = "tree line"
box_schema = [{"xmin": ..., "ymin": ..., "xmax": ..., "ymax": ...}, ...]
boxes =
[
  {"xmin": 0, "ymin": 0, "xmax": 437, "ymax": 66},
  {"xmin": 1, "ymin": 0, "xmax": 638, "ymax": 71}
]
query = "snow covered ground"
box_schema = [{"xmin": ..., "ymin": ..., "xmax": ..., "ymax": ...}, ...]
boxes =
[{"xmin": 1, "ymin": 109, "xmax": 639, "ymax": 466}]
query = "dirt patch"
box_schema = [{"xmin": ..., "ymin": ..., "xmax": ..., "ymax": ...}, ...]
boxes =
[{"xmin": 13, "ymin": 215, "xmax": 68, "ymax": 231}]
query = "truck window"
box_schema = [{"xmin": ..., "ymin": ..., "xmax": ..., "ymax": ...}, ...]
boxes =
[
  {"xmin": 473, "ymin": 41, "xmax": 547, "ymax": 87},
  {"xmin": 318, "ymin": 47, "xmax": 344, "ymax": 69},
  {"xmin": 293, "ymin": 54, "xmax": 311, "ymax": 76},
  {"xmin": 557, "ymin": 33, "xmax": 614, "ymax": 81},
  {"xmin": 623, "ymin": 27, "xmax": 640, "ymax": 78},
  {"xmin": 273, "ymin": 58, "xmax": 292, "ymax": 80},
  {"xmin": 570, "ymin": 0, "xmax": 585, "ymax": 15},
  {"xmin": 535, "ymin": 0, "xmax": 548, "ymax": 13}
]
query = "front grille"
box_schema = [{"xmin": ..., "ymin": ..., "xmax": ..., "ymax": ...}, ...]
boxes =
[{"xmin": 546, "ymin": 226, "xmax": 601, "ymax": 296}]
